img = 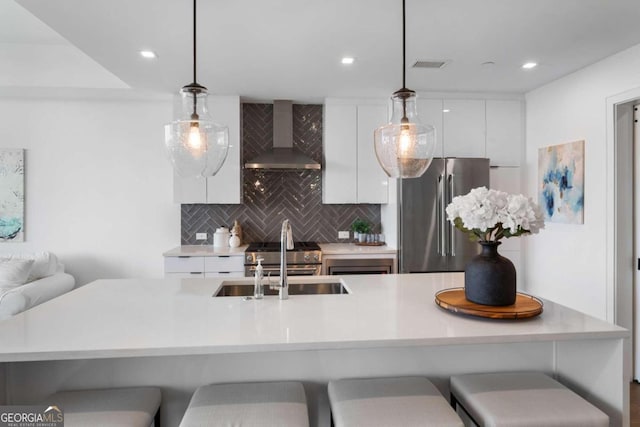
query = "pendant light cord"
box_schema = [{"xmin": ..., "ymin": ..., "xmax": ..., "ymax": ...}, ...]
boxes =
[
  {"xmin": 401, "ymin": 0, "xmax": 408, "ymax": 121},
  {"xmin": 193, "ymin": 0, "xmax": 197, "ymax": 84},
  {"xmin": 191, "ymin": 0, "xmax": 198, "ymax": 117},
  {"xmin": 402, "ymin": 0, "xmax": 406, "ymax": 90}
]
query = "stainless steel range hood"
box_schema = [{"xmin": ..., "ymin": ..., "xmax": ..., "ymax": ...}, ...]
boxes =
[{"xmin": 244, "ymin": 100, "xmax": 321, "ymax": 170}]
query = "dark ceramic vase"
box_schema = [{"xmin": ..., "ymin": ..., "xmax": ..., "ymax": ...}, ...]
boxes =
[{"xmin": 464, "ymin": 241, "xmax": 516, "ymax": 306}]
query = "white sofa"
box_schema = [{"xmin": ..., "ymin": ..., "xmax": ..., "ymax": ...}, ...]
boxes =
[{"xmin": 0, "ymin": 252, "xmax": 75, "ymax": 320}]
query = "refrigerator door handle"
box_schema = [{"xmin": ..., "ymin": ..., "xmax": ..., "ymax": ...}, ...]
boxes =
[
  {"xmin": 437, "ymin": 174, "xmax": 446, "ymax": 256},
  {"xmin": 448, "ymin": 173, "xmax": 456, "ymax": 256}
]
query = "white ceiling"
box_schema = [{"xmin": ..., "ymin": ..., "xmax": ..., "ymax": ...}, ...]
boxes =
[{"xmin": 6, "ymin": 0, "xmax": 640, "ymax": 102}]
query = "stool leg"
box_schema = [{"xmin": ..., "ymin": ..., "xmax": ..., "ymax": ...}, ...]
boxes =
[
  {"xmin": 154, "ymin": 407, "xmax": 160, "ymax": 427},
  {"xmin": 450, "ymin": 393, "xmax": 458, "ymax": 409},
  {"xmin": 450, "ymin": 395, "xmax": 481, "ymax": 427}
]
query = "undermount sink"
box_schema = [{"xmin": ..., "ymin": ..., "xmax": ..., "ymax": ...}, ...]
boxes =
[{"xmin": 214, "ymin": 280, "xmax": 349, "ymax": 297}]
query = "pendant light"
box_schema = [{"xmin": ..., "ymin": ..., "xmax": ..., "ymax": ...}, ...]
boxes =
[
  {"xmin": 374, "ymin": 0, "xmax": 436, "ymax": 178},
  {"xmin": 164, "ymin": 0, "xmax": 229, "ymax": 178}
]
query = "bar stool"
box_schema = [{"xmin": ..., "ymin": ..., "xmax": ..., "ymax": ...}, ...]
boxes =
[
  {"xmin": 179, "ymin": 381, "xmax": 309, "ymax": 427},
  {"xmin": 47, "ymin": 386, "xmax": 161, "ymax": 427},
  {"xmin": 328, "ymin": 376, "xmax": 463, "ymax": 427},
  {"xmin": 450, "ymin": 372, "xmax": 609, "ymax": 426}
]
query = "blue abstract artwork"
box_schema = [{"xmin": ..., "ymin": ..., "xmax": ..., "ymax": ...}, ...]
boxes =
[
  {"xmin": 0, "ymin": 149, "xmax": 24, "ymax": 241},
  {"xmin": 538, "ymin": 140, "xmax": 584, "ymax": 224}
]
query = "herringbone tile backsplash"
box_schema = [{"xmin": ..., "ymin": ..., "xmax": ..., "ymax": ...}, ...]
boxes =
[{"xmin": 181, "ymin": 103, "xmax": 381, "ymax": 244}]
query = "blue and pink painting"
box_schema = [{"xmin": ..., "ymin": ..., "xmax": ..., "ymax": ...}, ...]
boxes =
[{"xmin": 538, "ymin": 140, "xmax": 584, "ymax": 224}]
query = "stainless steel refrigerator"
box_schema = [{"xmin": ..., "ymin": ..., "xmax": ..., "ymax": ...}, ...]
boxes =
[{"xmin": 399, "ymin": 158, "xmax": 490, "ymax": 273}]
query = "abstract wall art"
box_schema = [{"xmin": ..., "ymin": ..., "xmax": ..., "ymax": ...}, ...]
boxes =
[
  {"xmin": 0, "ymin": 149, "xmax": 24, "ymax": 241},
  {"xmin": 538, "ymin": 140, "xmax": 584, "ymax": 224}
]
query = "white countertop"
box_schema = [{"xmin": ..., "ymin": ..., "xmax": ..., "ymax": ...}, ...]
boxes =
[
  {"xmin": 319, "ymin": 243, "xmax": 397, "ymax": 255},
  {"xmin": 0, "ymin": 274, "xmax": 627, "ymax": 362},
  {"xmin": 163, "ymin": 245, "xmax": 248, "ymax": 256}
]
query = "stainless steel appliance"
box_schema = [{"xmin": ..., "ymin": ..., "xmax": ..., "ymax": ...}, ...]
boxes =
[
  {"xmin": 399, "ymin": 158, "xmax": 490, "ymax": 273},
  {"xmin": 245, "ymin": 241, "xmax": 321, "ymax": 276},
  {"xmin": 325, "ymin": 258, "xmax": 394, "ymax": 275}
]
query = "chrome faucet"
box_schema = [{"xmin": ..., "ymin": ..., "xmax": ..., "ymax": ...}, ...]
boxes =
[{"xmin": 278, "ymin": 219, "xmax": 294, "ymax": 300}]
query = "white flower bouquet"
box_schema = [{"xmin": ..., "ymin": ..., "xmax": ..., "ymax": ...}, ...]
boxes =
[{"xmin": 445, "ymin": 187, "xmax": 544, "ymax": 242}]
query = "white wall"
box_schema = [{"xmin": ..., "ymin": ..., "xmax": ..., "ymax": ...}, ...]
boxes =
[
  {"xmin": 0, "ymin": 96, "xmax": 180, "ymax": 286},
  {"xmin": 524, "ymin": 43, "xmax": 640, "ymax": 320}
]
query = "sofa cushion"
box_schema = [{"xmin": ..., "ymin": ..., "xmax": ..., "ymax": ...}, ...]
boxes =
[
  {"xmin": 0, "ymin": 259, "xmax": 34, "ymax": 289},
  {"xmin": 0, "ymin": 252, "xmax": 59, "ymax": 281}
]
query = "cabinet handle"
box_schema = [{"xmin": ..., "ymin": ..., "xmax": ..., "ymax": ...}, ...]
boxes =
[
  {"xmin": 448, "ymin": 173, "xmax": 456, "ymax": 257},
  {"xmin": 178, "ymin": 256, "xmax": 190, "ymax": 259},
  {"xmin": 217, "ymin": 255, "xmax": 230, "ymax": 258},
  {"xmin": 189, "ymin": 272, "xmax": 203, "ymax": 275},
  {"xmin": 218, "ymin": 271, "xmax": 230, "ymax": 274},
  {"xmin": 437, "ymin": 174, "xmax": 446, "ymax": 257}
]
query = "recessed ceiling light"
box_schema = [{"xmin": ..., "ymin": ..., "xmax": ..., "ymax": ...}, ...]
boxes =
[
  {"xmin": 341, "ymin": 57, "xmax": 355, "ymax": 65},
  {"xmin": 140, "ymin": 50, "xmax": 157, "ymax": 59},
  {"xmin": 522, "ymin": 62, "xmax": 537, "ymax": 69},
  {"xmin": 443, "ymin": 109, "xmax": 450, "ymax": 113}
]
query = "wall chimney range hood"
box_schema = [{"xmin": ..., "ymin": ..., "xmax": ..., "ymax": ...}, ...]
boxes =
[{"xmin": 244, "ymin": 100, "xmax": 321, "ymax": 170}]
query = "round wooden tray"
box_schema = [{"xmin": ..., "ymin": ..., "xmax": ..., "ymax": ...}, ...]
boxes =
[{"xmin": 435, "ymin": 287, "xmax": 543, "ymax": 319}]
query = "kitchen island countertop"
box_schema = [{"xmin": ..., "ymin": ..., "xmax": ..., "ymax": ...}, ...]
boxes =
[
  {"xmin": 0, "ymin": 273, "xmax": 626, "ymax": 362},
  {"xmin": 0, "ymin": 273, "xmax": 629, "ymax": 426}
]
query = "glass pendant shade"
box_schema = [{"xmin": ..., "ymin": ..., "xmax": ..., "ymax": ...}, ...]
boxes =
[
  {"xmin": 374, "ymin": 90, "xmax": 436, "ymax": 178},
  {"xmin": 164, "ymin": 87, "xmax": 229, "ymax": 178}
]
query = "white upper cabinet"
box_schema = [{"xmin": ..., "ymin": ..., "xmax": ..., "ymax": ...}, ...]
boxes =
[
  {"xmin": 323, "ymin": 103, "xmax": 358, "ymax": 203},
  {"xmin": 356, "ymin": 104, "xmax": 388, "ymax": 203},
  {"xmin": 173, "ymin": 95, "xmax": 242, "ymax": 204},
  {"xmin": 485, "ymin": 100, "xmax": 523, "ymax": 166},
  {"xmin": 416, "ymin": 98, "xmax": 445, "ymax": 158},
  {"xmin": 443, "ymin": 99, "xmax": 486, "ymax": 158},
  {"xmin": 323, "ymin": 99, "xmax": 388, "ymax": 204}
]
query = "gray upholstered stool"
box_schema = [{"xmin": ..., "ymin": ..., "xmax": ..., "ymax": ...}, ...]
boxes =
[
  {"xmin": 179, "ymin": 381, "xmax": 309, "ymax": 427},
  {"xmin": 450, "ymin": 372, "xmax": 609, "ymax": 427},
  {"xmin": 47, "ymin": 387, "xmax": 161, "ymax": 427},
  {"xmin": 328, "ymin": 376, "xmax": 464, "ymax": 427}
]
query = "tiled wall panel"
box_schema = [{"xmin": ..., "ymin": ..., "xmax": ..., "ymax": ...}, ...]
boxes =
[{"xmin": 181, "ymin": 104, "xmax": 381, "ymax": 244}]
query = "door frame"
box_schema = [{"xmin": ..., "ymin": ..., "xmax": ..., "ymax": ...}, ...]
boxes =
[{"xmin": 606, "ymin": 89, "xmax": 640, "ymax": 359}]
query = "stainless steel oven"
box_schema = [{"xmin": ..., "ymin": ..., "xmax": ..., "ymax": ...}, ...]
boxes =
[
  {"xmin": 244, "ymin": 241, "xmax": 322, "ymax": 277},
  {"xmin": 245, "ymin": 264, "xmax": 321, "ymax": 277},
  {"xmin": 325, "ymin": 258, "xmax": 395, "ymax": 275}
]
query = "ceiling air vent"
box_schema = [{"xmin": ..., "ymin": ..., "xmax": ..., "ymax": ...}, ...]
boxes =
[{"xmin": 412, "ymin": 60, "xmax": 448, "ymax": 69}]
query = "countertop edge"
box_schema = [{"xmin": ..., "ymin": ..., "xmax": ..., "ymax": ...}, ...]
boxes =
[
  {"xmin": 0, "ymin": 331, "xmax": 628, "ymax": 363},
  {"xmin": 163, "ymin": 245, "xmax": 249, "ymax": 256}
]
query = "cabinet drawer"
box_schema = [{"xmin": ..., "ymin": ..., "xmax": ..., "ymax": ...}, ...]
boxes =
[
  {"xmin": 205, "ymin": 271, "xmax": 245, "ymax": 278},
  {"xmin": 164, "ymin": 256, "xmax": 205, "ymax": 273},
  {"xmin": 164, "ymin": 272, "xmax": 205, "ymax": 279},
  {"xmin": 204, "ymin": 256, "xmax": 244, "ymax": 272}
]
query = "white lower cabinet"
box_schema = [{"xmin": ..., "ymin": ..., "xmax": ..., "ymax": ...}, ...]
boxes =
[
  {"xmin": 165, "ymin": 272, "xmax": 205, "ymax": 279},
  {"xmin": 164, "ymin": 256, "xmax": 204, "ymax": 273},
  {"xmin": 164, "ymin": 255, "xmax": 245, "ymax": 278},
  {"xmin": 205, "ymin": 272, "xmax": 245, "ymax": 278}
]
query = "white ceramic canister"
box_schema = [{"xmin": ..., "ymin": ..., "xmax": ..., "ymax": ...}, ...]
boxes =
[
  {"xmin": 229, "ymin": 231, "xmax": 241, "ymax": 248},
  {"xmin": 213, "ymin": 227, "xmax": 231, "ymax": 247}
]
